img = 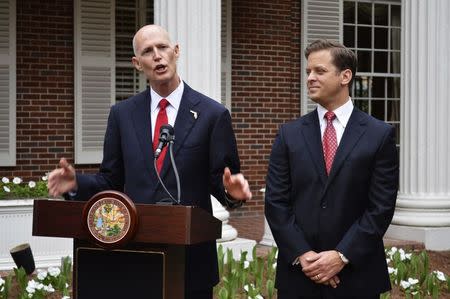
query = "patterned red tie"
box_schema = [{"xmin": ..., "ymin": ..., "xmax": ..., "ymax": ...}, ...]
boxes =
[
  {"xmin": 323, "ymin": 111, "xmax": 337, "ymax": 175},
  {"xmin": 153, "ymin": 99, "xmax": 169, "ymax": 173}
]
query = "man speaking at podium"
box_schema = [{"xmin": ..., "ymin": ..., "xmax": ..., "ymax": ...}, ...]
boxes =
[{"xmin": 48, "ymin": 25, "xmax": 251, "ymax": 299}]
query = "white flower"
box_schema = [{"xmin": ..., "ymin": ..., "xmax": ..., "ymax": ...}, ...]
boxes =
[
  {"xmin": 48, "ymin": 266, "xmax": 61, "ymax": 277},
  {"xmin": 272, "ymin": 262, "xmax": 277, "ymax": 269},
  {"xmin": 28, "ymin": 294, "xmax": 33, "ymax": 298},
  {"xmin": 28, "ymin": 181, "xmax": 36, "ymax": 188},
  {"xmin": 36, "ymin": 282, "xmax": 44, "ymax": 290},
  {"xmin": 243, "ymin": 283, "xmax": 255, "ymax": 293},
  {"xmin": 244, "ymin": 260, "xmax": 250, "ymax": 269},
  {"xmin": 400, "ymin": 280, "xmax": 410, "ymax": 289},
  {"xmin": 42, "ymin": 175, "xmax": 48, "ymax": 181},
  {"xmin": 386, "ymin": 258, "xmax": 391, "ymax": 264},
  {"xmin": 13, "ymin": 177, "xmax": 22, "ymax": 184},
  {"xmin": 388, "ymin": 267, "xmax": 397, "ymax": 275},
  {"xmin": 65, "ymin": 283, "xmax": 69, "ymax": 288},
  {"xmin": 1, "ymin": 177, "xmax": 9, "ymax": 183},
  {"xmin": 37, "ymin": 270, "xmax": 48, "ymax": 280},
  {"xmin": 255, "ymin": 295, "xmax": 264, "ymax": 299},
  {"xmin": 433, "ymin": 270, "xmax": 446, "ymax": 281},
  {"xmin": 398, "ymin": 249, "xmax": 411, "ymax": 261},
  {"xmin": 26, "ymin": 280, "xmax": 39, "ymax": 293},
  {"xmin": 62, "ymin": 296, "xmax": 70, "ymax": 299},
  {"xmin": 0, "ymin": 277, "xmax": 4, "ymax": 286},
  {"xmin": 408, "ymin": 278, "xmax": 419, "ymax": 285},
  {"xmin": 3, "ymin": 186, "xmax": 10, "ymax": 192},
  {"xmin": 43, "ymin": 283, "xmax": 55, "ymax": 292}
]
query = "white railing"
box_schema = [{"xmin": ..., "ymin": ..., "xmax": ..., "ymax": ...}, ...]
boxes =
[{"xmin": 0, "ymin": 199, "xmax": 72, "ymax": 270}]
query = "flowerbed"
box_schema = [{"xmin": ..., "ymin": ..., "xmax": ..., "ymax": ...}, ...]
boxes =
[
  {"xmin": 0, "ymin": 176, "xmax": 48, "ymax": 200},
  {"xmin": 213, "ymin": 246, "xmax": 449, "ymax": 299},
  {"xmin": 0, "ymin": 247, "xmax": 449, "ymax": 299}
]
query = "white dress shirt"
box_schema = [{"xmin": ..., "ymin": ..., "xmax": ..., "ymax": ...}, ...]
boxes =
[
  {"xmin": 150, "ymin": 78, "xmax": 184, "ymax": 140},
  {"xmin": 317, "ymin": 98, "xmax": 354, "ymax": 146}
]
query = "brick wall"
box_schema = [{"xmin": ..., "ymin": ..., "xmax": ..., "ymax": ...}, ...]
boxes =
[
  {"xmin": 1, "ymin": 0, "xmax": 302, "ymax": 221},
  {"xmin": 0, "ymin": 0, "xmax": 97, "ymax": 181},
  {"xmin": 230, "ymin": 0, "xmax": 301, "ymax": 217}
]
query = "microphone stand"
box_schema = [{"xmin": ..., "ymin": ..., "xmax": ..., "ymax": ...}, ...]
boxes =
[
  {"xmin": 168, "ymin": 136, "xmax": 181, "ymax": 204},
  {"xmin": 153, "ymin": 134, "xmax": 180, "ymax": 205}
]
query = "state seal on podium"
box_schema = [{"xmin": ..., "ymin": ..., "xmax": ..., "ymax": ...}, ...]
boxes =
[{"xmin": 82, "ymin": 190, "xmax": 138, "ymax": 249}]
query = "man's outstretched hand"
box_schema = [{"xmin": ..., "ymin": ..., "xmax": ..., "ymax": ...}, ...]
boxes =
[
  {"xmin": 222, "ymin": 167, "xmax": 252, "ymax": 201},
  {"xmin": 47, "ymin": 158, "xmax": 77, "ymax": 197}
]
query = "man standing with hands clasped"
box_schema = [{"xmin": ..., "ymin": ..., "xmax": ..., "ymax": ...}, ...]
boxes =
[
  {"xmin": 48, "ymin": 25, "xmax": 251, "ymax": 299},
  {"xmin": 265, "ymin": 39, "xmax": 399, "ymax": 298}
]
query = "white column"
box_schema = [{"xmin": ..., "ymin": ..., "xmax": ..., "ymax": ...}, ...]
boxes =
[
  {"xmin": 386, "ymin": 0, "xmax": 450, "ymax": 250},
  {"xmin": 154, "ymin": 0, "xmax": 221, "ymax": 100},
  {"xmin": 211, "ymin": 197, "xmax": 238, "ymax": 242},
  {"xmin": 259, "ymin": 188, "xmax": 277, "ymax": 247}
]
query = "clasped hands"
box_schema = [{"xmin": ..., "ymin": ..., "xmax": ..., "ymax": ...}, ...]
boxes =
[{"xmin": 299, "ymin": 250, "xmax": 346, "ymax": 288}]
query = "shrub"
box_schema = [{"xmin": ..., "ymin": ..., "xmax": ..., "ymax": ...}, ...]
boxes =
[{"xmin": 0, "ymin": 176, "xmax": 48, "ymax": 200}]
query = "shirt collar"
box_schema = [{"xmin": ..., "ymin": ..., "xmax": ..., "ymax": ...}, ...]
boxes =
[
  {"xmin": 317, "ymin": 97, "xmax": 354, "ymax": 128},
  {"xmin": 150, "ymin": 78, "xmax": 184, "ymax": 112}
]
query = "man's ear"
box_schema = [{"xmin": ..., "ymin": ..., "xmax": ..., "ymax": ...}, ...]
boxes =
[
  {"xmin": 341, "ymin": 69, "xmax": 352, "ymax": 86},
  {"xmin": 132, "ymin": 56, "xmax": 142, "ymax": 71},
  {"xmin": 174, "ymin": 44, "xmax": 180, "ymax": 59}
]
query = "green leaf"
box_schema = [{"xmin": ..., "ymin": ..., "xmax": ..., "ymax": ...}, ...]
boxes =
[
  {"xmin": 266, "ymin": 279, "xmax": 275, "ymax": 299},
  {"xmin": 218, "ymin": 287, "xmax": 228, "ymax": 299}
]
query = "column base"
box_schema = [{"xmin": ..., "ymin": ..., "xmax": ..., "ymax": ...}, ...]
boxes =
[
  {"xmin": 385, "ymin": 224, "xmax": 450, "ymax": 250},
  {"xmin": 216, "ymin": 238, "xmax": 257, "ymax": 261},
  {"xmin": 259, "ymin": 217, "xmax": 277, "ymax": 247}
]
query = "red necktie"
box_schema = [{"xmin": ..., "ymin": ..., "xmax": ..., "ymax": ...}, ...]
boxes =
[
  {"xmin": 323, "ymin": 111, "xmax": 337, "ymax": 175},
  {"xmin": 153, "ymin": 99, "xmax": 169, "ymax": 173}
]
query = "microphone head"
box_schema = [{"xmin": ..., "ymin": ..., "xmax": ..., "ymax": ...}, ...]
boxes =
[{"xmin": 160, "ymin": 124, "xmax": 174, "ymax": 135}]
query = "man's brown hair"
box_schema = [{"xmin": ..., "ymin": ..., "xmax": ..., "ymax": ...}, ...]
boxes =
[{"xmin": 305, "ymin": 39, "xmax": 357, "ymax": 89}]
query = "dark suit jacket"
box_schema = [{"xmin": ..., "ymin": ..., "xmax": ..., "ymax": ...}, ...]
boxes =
[
  {"xmin": 265, "ymin": 108, "xmax": 399, "ymax": 296},
  {"xmin": 71, "ymin": 83, "xmax": 240, "ymax": 291}
]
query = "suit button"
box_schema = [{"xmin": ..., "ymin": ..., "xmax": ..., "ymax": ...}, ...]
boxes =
[{"xmin": 321, "ymin": 203, "xmax": 327, "ymax": 209}]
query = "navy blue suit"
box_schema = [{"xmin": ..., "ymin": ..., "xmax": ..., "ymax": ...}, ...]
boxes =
[
  {"xmin": 72, "ymin": 83, "xmax": 240, "ymax": 291},
  {"xmin": 265, "ymin": 108, "xmax": 399, "ymax": 297}
]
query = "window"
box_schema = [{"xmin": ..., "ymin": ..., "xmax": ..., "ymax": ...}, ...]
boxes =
[
  {"xmin": 0, "ymin": 0, "xmax": 16, "ymax": 166},
  {"xmin": 344, "ymin": 0, "xmax": 401, "ymax": 146},
  {"xmin": 115, "ymin": 0, "xmax": 154, "ymax": 102}
]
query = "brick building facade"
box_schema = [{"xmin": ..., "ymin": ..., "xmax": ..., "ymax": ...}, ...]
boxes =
[{"xmin": 0, "ymin": 0, "xmax": 302, "ymax": 220}]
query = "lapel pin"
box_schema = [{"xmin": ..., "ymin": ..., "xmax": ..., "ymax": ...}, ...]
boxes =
[{"xmin": 190, "ymin": 110, "xmax": 198, "ymax": 120}]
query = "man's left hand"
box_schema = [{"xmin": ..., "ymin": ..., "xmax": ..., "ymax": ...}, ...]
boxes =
[
  {"xmin": 223, "ymin": 167, "xmax": 252, "ymax": 201},
  {"xmin": 302, "ymin": 250, "xmax": 345, "ymax": 284}
]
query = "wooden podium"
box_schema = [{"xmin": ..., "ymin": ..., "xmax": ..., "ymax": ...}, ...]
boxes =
[{"xmin": 32, "ymin": 192, "xmax": 221, "ymax": 299}]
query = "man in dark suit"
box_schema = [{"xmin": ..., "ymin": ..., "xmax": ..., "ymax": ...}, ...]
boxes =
[
  {"xmin": 265, "ymin": 39, "xmax": 399, "ymax": 298},
  {"xmin": 48, "ymin": 25, "xmax": 251, "ymax": 299}
]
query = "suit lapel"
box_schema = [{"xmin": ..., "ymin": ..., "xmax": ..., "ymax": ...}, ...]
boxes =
[
  {"xmin": 323, "ymin": 108, "xmax": 367, "ymax": 192},
  {"xmin": 159, "ymin": 83, "xmax": 199, "ymax": 177},
  {"xmin": 301, "ymin": 110, "xmax": 327, "ymax": 185},
  {"xmin": 131, "ymin": 89, "xmax": 158, "ymax": 181}
]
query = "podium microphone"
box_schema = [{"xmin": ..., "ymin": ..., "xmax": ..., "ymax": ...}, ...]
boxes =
[
  {"xmin": 155, "ymin": 124, "xmax": 174, "ymax": 158},
  {"xmin": 153, "ymin": 124, "xmax": 181, "ymax": 205}
]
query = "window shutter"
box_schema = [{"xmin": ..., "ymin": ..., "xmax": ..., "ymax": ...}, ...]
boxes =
[
  {"xmin": 301, "ymin": 0, "xmax": 342, "ymax": 114},
  {"xmin": 0, "ymin": 0, "xmax": 16, "ymax": 166},
  {"xmin": 74, "ymin": 0, "xmax": 115, "ymax": 164}
]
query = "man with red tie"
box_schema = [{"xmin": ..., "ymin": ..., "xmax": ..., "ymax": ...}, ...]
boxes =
[
  {"xmin": 265, "ymin": 39, "xmax": 399, "ymax": 298},
  {"xmin": 48, "ymin": 25, "xmax": 251, "ymax": 298}
]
